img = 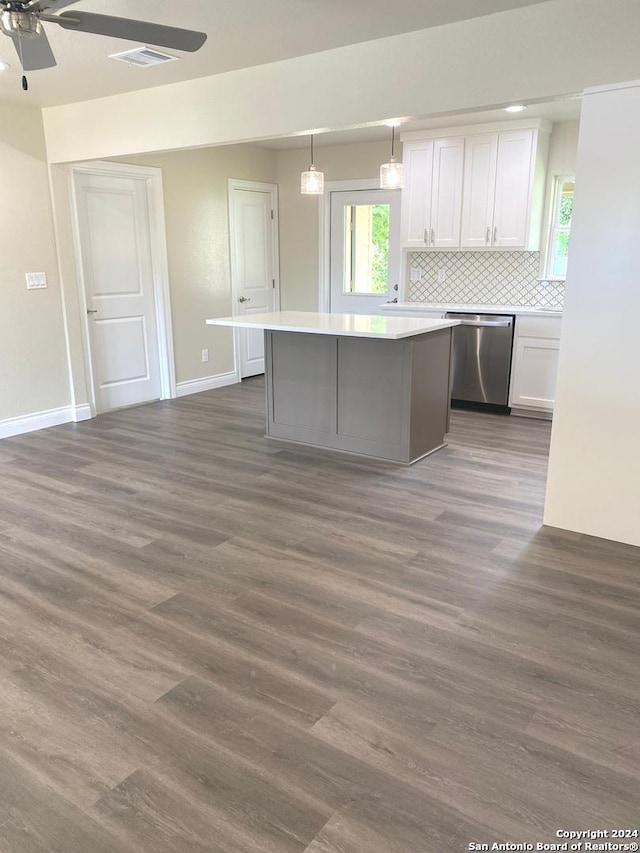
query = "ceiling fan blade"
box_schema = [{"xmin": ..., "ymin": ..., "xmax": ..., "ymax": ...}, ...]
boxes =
[
  {"xmin": 11, "ymin": 28, "xmax": 56, "ymax": 70},
  {"xmin": 51, "ymin": 11, "xmax": 207, "ymax": 52},
  {"xmin": 23, "ymin": 0, "xmax": 82, "ymax": 11}
]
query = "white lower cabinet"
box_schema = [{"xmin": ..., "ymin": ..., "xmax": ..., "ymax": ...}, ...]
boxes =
[
  {"xmin": 405, "ymin": 310, "xmax": 445, "ymax": 319},
  {"xmin": 510, "ymin": 327, "xmax": 561, "ymax": 413}
]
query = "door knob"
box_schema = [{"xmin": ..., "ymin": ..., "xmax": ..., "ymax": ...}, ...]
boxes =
[
  {"xmin": 86, "ymin": 309, "xmax": 98, "ymax": 314},
  {"xmin": 238, "ymin": 296, "xmax": 251, "ymax": 303}
]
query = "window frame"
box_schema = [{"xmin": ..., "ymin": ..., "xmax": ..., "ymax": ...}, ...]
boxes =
[{"xmin": 546, "ymin": 174, "xmax": 575, "ymax": 280}]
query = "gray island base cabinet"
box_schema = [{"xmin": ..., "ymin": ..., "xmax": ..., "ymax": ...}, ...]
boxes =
[
  {"xmin": 206, "ymin": 312, "xmax": 458, "ymax": 465},
  {"xmin": 266, "ymin": 329, "xmax": 453, "ymax": 463}
]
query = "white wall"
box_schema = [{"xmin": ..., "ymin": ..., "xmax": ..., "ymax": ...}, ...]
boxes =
[
  {"xmin": 276, "ymin": 140, "xmax": 392, "ymax": 311},
  {"xmin": 42, "ymin": 0, "xmax": 640, "ymax": 165},
  {"xmin": 0, "ymin": 104, "xmax": 70, "ymax": 428},
  {"xmin": 544, "ymin": 81, "xmax": 640, "ymax": 547},
  {"xmin": 117, "ymin": 147, "xmax": 277, "ymax": 386}
]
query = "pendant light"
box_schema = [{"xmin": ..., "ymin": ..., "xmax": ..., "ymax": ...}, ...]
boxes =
[
  {"xmin": 300, "ymin": 134, "xmax": 324, "ymax": 195},
  {"xmin": 380, "ymin": 124, "xmax": 404, "ymax": 189}
]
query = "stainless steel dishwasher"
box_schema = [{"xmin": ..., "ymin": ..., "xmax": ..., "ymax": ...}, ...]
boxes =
[{"xmin": 445, "ymin": 312, "xmax": 515, "ymax": 413}]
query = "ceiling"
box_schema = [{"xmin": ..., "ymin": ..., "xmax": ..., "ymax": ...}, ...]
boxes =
[
  {"xmin": 0, "ymin": 0, "xmax": 559, "ymax": 106},
  {"xmin": 256, "ymin": 97, "xmax": 582, "ymax": 150}
]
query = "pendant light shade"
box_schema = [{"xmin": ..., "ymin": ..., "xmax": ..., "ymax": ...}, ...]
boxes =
[
  {"xmin": 380, "ymin": 124, "xmax": 404, "ymax": 189},
  {"xmin": 301, "ymin": 135, "xmax": 324, "ymax": 195}
]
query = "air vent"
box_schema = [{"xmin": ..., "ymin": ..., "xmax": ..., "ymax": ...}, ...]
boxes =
[{"xmin": 109, "ymin": 47, "xmax": 178, "ymax": 67}]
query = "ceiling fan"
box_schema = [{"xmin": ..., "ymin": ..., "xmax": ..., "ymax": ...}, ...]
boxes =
[{"xmin": 0, "ymin": 0, "xmax": 207, "ymax": 89}]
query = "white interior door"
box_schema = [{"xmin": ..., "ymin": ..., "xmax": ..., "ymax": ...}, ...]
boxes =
[
  {"xmin": 229, "ymin": 182, "xmax": 278, "ymax": 377},
  {"xmin": 73, "ymin": 170, "xmax": 163, "ymax": 413},
  {"xmin": 330, "ymin": 188, "xmax": 401, "ymax": 314}
]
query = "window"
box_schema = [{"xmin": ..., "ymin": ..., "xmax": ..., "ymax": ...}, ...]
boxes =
[
  {"xmin": 343, "ymin": 203, "xmax": 390, "ymax": 294},
  {"xmin": 547, "ymin": 176, "xmax": 575, "ymax": 278}
]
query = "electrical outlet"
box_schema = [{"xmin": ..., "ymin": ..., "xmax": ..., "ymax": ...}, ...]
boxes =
[
  {"xmin": 26, "ymin": 272, "xmax": 47, "ymax": 290},
  {"xmin": 410, "ymin": 266, "xmax": 423, "ymax": 284},
  {"xmin": 437, "ymin": 268, "xmax": 446, "ymax": 284},
  {"xmin": 201, "ymin": 348, "xmax": 209, "ymax": 363}
]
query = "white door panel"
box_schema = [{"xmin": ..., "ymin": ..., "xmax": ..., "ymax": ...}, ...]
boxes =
[
  {"xmin": 74, "ymin": 172, "xmax": 162, "ymax": 413},
  {"xmin": 229, "ymin": 186, "xmax": 278, "ymax": 377},
  {"xmin": 93, "ymin": 316, "xmax": 149, "ymax": 385},
  {"xmin": 85, "ymin": 191, "xmax": 141, "ymax": 294},
  {"xmin": 244, "ymin": 305, "xmax": 270, "ymax": 373}
]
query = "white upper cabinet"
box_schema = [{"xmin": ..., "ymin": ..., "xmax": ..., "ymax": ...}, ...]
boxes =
[
  {"xmin": 493, "ymin": 130, "xmax": 535, "ymax": 248},
  {"xmin": 400, "ymin": 138, "xmax": 463, "ymax": 249},
  {"xmin": 401, "ymin": 119, "xmax": 550, "ymax": 251},
  {"xmin": 430, "ymin": 138, "xmax": 465, "ymax": 248},
  {"xmin": 401, "ymin": 141, "xmax": 434, "ymax": 248},
  {"xmin": 460, "ymin": 134, "xmax": 499, "ymax": 248}
]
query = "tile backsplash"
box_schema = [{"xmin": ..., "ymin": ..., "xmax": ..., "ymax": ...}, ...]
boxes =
[{"xmin": 407, "ymin": 251, "xmax": 565, "ymax": 308}]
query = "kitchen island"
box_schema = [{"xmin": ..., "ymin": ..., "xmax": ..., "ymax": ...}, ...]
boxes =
[{"xmin": 206, "ymin": 311, "xmax": 459, "ymax": 464}]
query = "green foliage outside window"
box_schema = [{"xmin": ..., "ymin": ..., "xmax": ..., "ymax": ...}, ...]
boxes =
[
  {"xmin": 549, "ymin": 178, "xmax": 574, "ymax": 278},
  {"xmin": 370, "ymin": 204, "xmax": 390, "ymax": 293}
]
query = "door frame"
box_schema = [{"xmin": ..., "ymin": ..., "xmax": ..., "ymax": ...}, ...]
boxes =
[
  {"xmin": 69, "ymin": 159, "xmax": 176, "ymax": 416},
  {"xmin": 319, "ymin": 178, "xmax": 384, "ymax": 313},
  {"xmin": 227, "ymin": 178, "xmax": 280, "ymax": 377}
]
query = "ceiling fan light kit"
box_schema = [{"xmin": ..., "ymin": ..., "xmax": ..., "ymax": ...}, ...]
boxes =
[
  {"xmin": 1, "ymin": 9, "xmax": 41, "ymax": 38},
  {"xmin": 0, "ymin": 0, "xmax": 207, "ymax": 90}
]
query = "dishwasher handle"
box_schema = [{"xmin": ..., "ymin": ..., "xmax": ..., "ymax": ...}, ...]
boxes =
[{"xmin": 456, "ymin": 319, "xmax": 512, "ymax": 328}]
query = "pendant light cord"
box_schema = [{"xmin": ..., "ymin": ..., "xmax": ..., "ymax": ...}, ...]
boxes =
[
  {"xmin": 310, "ymin": 134, "xmax": 314, "ymax": 168},
  {"xmin": 391, "ymin": 125, "xmax": 395, "ymax": 159}
]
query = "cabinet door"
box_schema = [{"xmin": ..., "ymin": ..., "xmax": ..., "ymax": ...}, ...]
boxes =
[
  {"xmin": 430, "ymin": 138, "xmax": 464, "ymax": 249},
  {"xmin": 460, "ymin": 133, "xmax": 498, "ymax": 248},
  {"xmin": 493, "ymin": 130, "xmax": 534, "ymax": 248},
  {"xmin": 510, "ymin": 336, "xmax": 560, "ymax": 411},
  {"xmin": 400, "ymin": 141, "xmax": 434, "ymax": 248}
]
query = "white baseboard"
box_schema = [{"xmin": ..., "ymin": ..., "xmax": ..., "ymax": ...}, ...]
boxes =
[
  {"xmin": 176, "ymin": 370, "xmax": 240, "ymax": 398},
  {"xmin": 0, "ymin": 405, "xmax": 77, "ymax": 440},
  {"xmin": 73, "ymin": 404, "xmax": 93, "ymax": 422},
  {"xmin": 0, "ymin": 374, "xmax": 240, "ymax": 440}
]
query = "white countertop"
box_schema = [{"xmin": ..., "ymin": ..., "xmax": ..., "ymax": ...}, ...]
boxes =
[
  {"xmin": 381, "ymin": 301, "xmax": 563, "ymax": 318},
  {"xmin": 206, "ymin": 311, "xmax": 459, "ymax": 340}
]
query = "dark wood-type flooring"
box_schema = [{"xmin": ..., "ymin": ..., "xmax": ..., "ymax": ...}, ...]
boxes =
[{"xmin": 0, "ymin": 377, "xmax": 638, "ymax": 852}]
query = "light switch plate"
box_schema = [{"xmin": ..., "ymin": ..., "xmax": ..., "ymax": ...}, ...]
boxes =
[
  {"xmin": 410, "ymin": 266, "xmax": 422, "ymax": 284},
  {"xmin": 26, "ymin": 272, "xmax": 47, "ymax": 290}
]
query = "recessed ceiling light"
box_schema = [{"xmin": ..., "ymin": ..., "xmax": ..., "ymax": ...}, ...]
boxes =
[
  {"xmin": 0, "ymin": 61, "xmax": 10, "ymax": 72},
  {"xmin": 505, "ymin": 105, "xmax": 526, "ymax": 113}
]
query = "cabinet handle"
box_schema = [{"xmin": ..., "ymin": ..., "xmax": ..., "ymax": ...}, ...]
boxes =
[
  {"xmin": 424, "ymin": 228, "xmax": 429, "ymax": 247},
  {"xmin": 431, "ymin": 228, "xmax": 435, "ymax": 246},
  {"xmin": 486, "ymin": 227, "xmax": 491, "ymax": 246},
  {"xmin": 493, "ymin": 226, "xmax": 498, "ymax": 244}
]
